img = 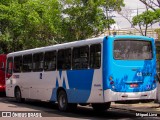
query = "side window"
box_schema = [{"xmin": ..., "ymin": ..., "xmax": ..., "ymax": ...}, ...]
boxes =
[
  {"xmin": 22, "ymin": 54, "xmax": 32, "ymax": 72},
  {"xmin": 6, "ymin": 57, "xmax": 13, "ymax": 75},
  {"xmin": 90, "ymin": 44, "xmax": 101, "ymax": 69},
  {"xmin": 57, "ymin": 49, "xmax": 71, "ymax": 70},
  {"xmin": 72, "ymin": 46, "xmax": 89, "ymax": 69},
  {"xmin": 44, "ymin": 51, "xmax": 56, "ymax": 71},
  {"xmin": 14, "ymin": 56, "xmax": 22, "ymax": 73},
  {"xmin": 33, "ymin": 53, "xmax": 44, "ymax": 72}
]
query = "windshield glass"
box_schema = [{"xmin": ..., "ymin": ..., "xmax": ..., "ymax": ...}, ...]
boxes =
[{"xmin": 114, "ymin": 40, "xmax": 153, "ymax": 60}]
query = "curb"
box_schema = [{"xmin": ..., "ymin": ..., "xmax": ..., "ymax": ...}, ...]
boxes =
[{"xmin": 111, "ymin": 103, "xmax": 160, "ymax": 116}]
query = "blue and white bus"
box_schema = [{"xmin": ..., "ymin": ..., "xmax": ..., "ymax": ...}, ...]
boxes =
[{"xmin": 6, "ymin": 35, "xmax": 157, "ymax": 111}]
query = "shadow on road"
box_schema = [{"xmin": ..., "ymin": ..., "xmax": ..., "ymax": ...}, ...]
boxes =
[
  {"xmin": 0, "ymin": 97, "xmax": 146, "ymax": 119},
  {"xmin": 0, "ymin": 92, "xmax": 6, "ymax": 97}
]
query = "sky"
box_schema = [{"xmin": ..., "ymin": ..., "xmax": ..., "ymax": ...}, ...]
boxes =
[{"xmin": 111, "ymin": 0, "xmax": 159, "ymax": 30}]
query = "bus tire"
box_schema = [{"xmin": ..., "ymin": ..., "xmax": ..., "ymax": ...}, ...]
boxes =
[
  {"xmin": 92, "ymin": 102, "xmax": 111, "ymax": 111},
  {"xmin": 57, "ymin": 90, "xmax": 69, "ymax": 111},
  {"xmin": 15, "ymin": 87, "xmax": 25, "ymax": 103}
]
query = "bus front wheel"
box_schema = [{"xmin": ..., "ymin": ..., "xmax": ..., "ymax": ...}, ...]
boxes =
[
  {"xmin": 15, "ymin": 87, "xmax": 25, "ymax": 103},
  {"xmin": 57, "ymin": 90, "xmax": 77, "ymax": 111},
  {"xmin": 58, "ymin": 90, "xmax": 69, "ymax": 111},
  {"xmin": 92, "ymin": 102, "xmax": 111, "ymax": 111}
]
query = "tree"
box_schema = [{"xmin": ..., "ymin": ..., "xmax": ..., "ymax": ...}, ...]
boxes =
[
  {"xmin": 0, "ymin": 0, "xmax": 62, "ymax": 52},
  {"xmin": 20, "ymin": 0, "xmax": 62, "ymax": 48},
  {"xmin": 0, "ymin": 0, "xmax": 125, "ymax": 53},
  {"xmin": 59, "ymin": 0, "xmax": 124, "ymax": 42},
  {"xmin": 132, "ymin": 9, "xmax": 160, "ymax": 36},
  {"xmin": 59, "ymin": 0, "xmax": 107, "ymax": 41},
  {"xmin": 139, "ymin": 0, "xmax": 160, "ymax": 11},
  {"xmin": 118, "ymin": 7, "xmax": 141, "ymax": 32},
  {"xmin": 100, "ymin": 0, "xmax": 125, "ymax": 35},
  {"xmin": 119, "ymin": 0, "xmax": 160, "ymax": 36},
  {"xmin": 158, "ymin": 0, "xmax": 160, "ymax": 7}
]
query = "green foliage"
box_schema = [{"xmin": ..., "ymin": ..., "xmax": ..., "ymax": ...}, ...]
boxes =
[
  {"xmin": 132, "ymin": 10, "xmax": 159, "ymax": 26},
  {"xmin": 0, "ymin": 0, "xmax": 124, "ymax": 53},
  {"xmin": 132, "ymin": 9, "xmax": 160, "ymax": 36},
  {"xmin": 0, "ymin": 0, "xmax": 62, "ymax": 53},
  {"xmin": 60, "ymin": 0, "xmax": 106, "ymax": 41},
  {"xmin": 59, "ymin": 0, "xmax": 124, "ymax": 41}
]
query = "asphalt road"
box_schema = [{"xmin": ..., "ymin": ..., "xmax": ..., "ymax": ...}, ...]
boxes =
[{"xmin": 0, "ymin": 94, "xmax": 159, "ymax": 120}]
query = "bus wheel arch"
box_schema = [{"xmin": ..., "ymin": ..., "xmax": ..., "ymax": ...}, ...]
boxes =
[
  {"xmin": 14, "ymin": 86, "xmax": 25, "ymax": 103},
  {"xmin": 57, "ymin": 87, "xmax": 66, "ymax": 100}
]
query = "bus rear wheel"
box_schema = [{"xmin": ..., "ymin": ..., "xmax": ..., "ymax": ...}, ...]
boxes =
[
  {"xmin": 15, "ymin": 87, "xmax": 25, "ymax": 103},
  {"xmin": 92, "ymin": 102, "xmax": 111, "ymax": 111}
]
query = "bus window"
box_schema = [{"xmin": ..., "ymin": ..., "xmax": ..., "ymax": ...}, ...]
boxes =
[
  {"xmin": 90, "ymin": 44, "xmax": 101, "ymax": 69},
  {"xmin": 114, "ymin": 40, "xmax": 153, "ymax": 60},
  {"xmin": 22, "ymin": 54, "xmax": 32, "ymax": 72},
  {"xmin": 33, "ymin": 53, "xmax": 44, "ymax": 72},
  {"xmin": 44, "ymin": 51, "xmax": 56, "ymax": 71},
  {"xmin": 72, "ymin": 46, "xmax": 89, "ymax": 70},
  {"xmin": 57, "ymin": 49, "xmax": 71, "ymax": 70},
  {"xmin": 6, "ymin": 57, "xmax": 13, "ymax": 78},
  {"xmin": 14, "ymin": 56, "xmax": 22, "ymax": 73}
]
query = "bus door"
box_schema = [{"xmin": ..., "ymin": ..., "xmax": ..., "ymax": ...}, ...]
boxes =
[
  {"xmin": 29, "ymin": 53, "xmax": 44, "ymax": 100},
  {"xmin": 6, "ymin": 57, "xmax": 14, "ymax": 97},
  {"xmin": 22, "ymin": 54, "xmax": 33, "ymax": 99}
]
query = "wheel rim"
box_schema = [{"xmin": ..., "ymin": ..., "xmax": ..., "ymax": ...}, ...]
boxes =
[{"xmin": 59, "ymin": 94, "xmax": 66, "ymax": 109}]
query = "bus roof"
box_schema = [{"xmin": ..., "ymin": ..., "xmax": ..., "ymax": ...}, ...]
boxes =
[
  {"xmin": 7, "ymin": 35, "xmax": 154, "ymax": 57},
  {"xmin": 7, "ymin": 36, "xmax": 104, "ymax": 57},
  {"xmin": 109, "ymin": 35, "xmax": 154, "ymax": 41}
]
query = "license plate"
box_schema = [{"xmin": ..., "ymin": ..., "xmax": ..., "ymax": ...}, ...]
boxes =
[{"xmin": 130, "ymin": 83, "xmax": 138, "ymax": 88}]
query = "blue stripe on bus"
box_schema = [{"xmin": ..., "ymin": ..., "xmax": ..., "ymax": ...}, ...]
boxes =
[{"xmin": 50, "ymin": 69, "xmax": 94, "ymax": 103}]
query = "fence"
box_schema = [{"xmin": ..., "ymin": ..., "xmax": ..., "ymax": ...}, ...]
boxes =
[{"xmin": 100, "ymin": 28, "xmax": 158, "ymax": 39}]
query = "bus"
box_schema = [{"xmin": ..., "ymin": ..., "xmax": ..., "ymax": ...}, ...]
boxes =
[
  {"xmin": 0, "ymin": 54, "xmax": 6, "ymax": 94},
  {"xmin": 5, "ymin": 35, "xmax": 157, "ymax": 111}
]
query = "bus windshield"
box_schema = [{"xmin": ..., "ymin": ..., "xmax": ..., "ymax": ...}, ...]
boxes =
[{"xmin": 114, "ymin": 40, "xmax": 153, "ymax": 60}]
